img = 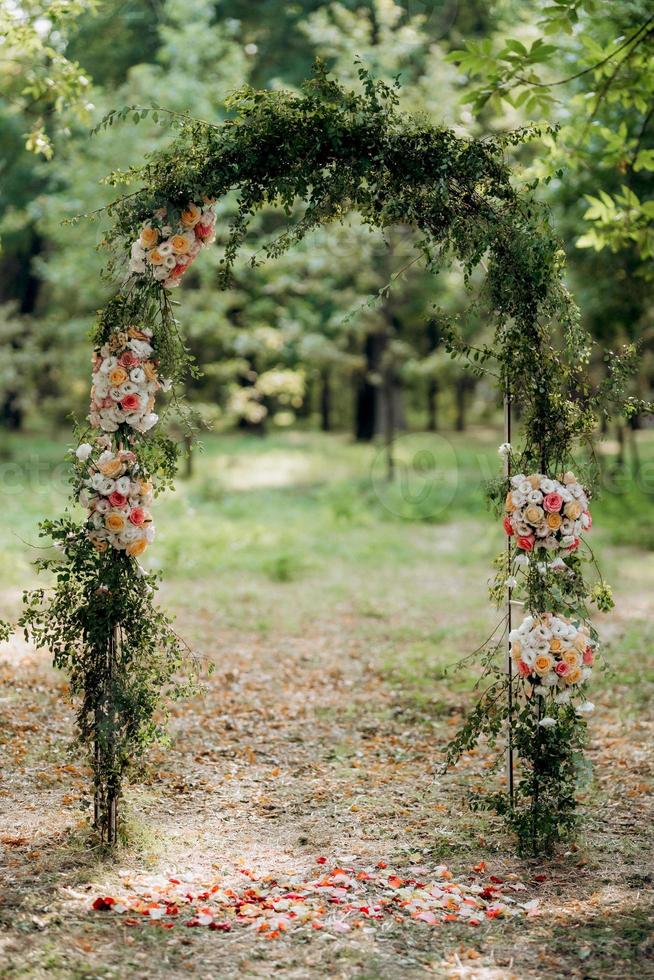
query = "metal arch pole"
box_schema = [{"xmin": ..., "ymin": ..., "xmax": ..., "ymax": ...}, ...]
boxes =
[{"xmin": 504, "ymin": 391, "xmax": 515, "ymax": 807}]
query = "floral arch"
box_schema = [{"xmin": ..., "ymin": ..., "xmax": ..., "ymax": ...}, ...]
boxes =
[{"xmin": 20, "ymin": 67, "xmax": 630, "ymax": 854}]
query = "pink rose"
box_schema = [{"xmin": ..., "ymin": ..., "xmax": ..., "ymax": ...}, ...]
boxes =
[
  {"xmin": 503, "ymin": 516, "xmax": 514, "ymax": 536},
  {"xmin": 543, "ymin": 492, "xmax": 563, "ymax": 513},
  {"xmin": 517, "ymin": 534, "xmax": 535, "ymax": 551},
  {"xmin": 171, "ymin": 263, "xmax": 187, "ymax": 278},
  {"xmin": 108, "ymin": 491, "xmax": 127, "ymax": 508},
  {"xmin": 119, "ymin": 351, "xmax": 140, "ymax": 368},
  {"xmin": 121, "ymin": 393, "xmax": 141, "ymax": 412},
  {"xmin": 583, "ymin": 647, "xmax": 594, "ymax": 666},
  {"xmin": 583, "ymin": 511, "xmax": 592, "ymax": 530},
  {"xmin": 518, "ymin": 661, "xmax": 531, "ymax": 678},
  {"xmin": 567, "ymin": 537, "xmax": 580, "ymax": 551},
  {"xmin": 129, "ymin": 506, "xmax": 146, "ymax": 526},
  {"xmin": 195, "ymin": 222, "xmax": 214, "ymax": 240},
  {"xmin": 555, "ymin": 662, "xmax": 569, "ymax": 676}
]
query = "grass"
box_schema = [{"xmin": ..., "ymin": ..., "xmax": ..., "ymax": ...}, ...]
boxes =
[{"xmin": 0, "ymin": 425, "xmax": 652, "ymax": 978}]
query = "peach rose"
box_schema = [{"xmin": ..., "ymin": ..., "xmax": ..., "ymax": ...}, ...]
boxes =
[
  {"xmin": 546, "ymin": 512, "xmax": 562, "ymax": 530},
  {"xmin": 565, "ymin": 666, "xmax": 583, "ymax": 685},
  {"xmin": 138, "ymin": 479, "xmax": 153, "ymax": 497},
  {"xmin": 549, "ymin": 638, "xmax": 562, "ymax": 653},
  {"xmin": 573, "ymin": 634, "xmax": 587, "ymax": 652},
  {"xmin": 170, "ymin": 234, "xmax": 190, "ymax": 254},
  {"xmin": 180, "ymin": 203, "xmax": 201, "ymax": 228},
  {"xmin": 564, "ymin": 500, "xmax": 582, "ymax": 519},
  {"xmin": 527, "ymin": 475, "xmax": 542, "ymax": 489},
  {"xmin": 563, "ymin": 650, "xmax": 581, "ymax": 668},
  {"xmin": 99, "ymin": 459, "xmax": 124, "ymax": 479},
  {"xmin": 127, "ymin": 537, "xmax": 148, "ymax": 557},
  {"xmin": 108, "ymin": 367, "xmax": 128, "ymax": 386},
  {"xmin": 140, "ymin": 226, "xmax": 159, "ymax": 248},
  {"xmin": 534, "ymin": 653, "xmax": 554, "ymax": 676},
  {"xmin": 105, "ymin": 512, "xmax": 126, "ymax": 532},
  {"xmin": 143, "ymin": 361, "xmax": 158, "ymax": 382},
  {"xmin": 563, "ymin": 471, "xmax": 576, "ymax": 485},
  {"xmin": 524, "ymin": 505, "xmax": 544, "ymax": 525},
  {"xmin": 511, "ymin": 640, "xmax": 522, "ymax": 659},
  {"xmin": 147, "ymin": 248, "xmax": 165, "ymax": 265},
  {"xmin": 505, "ymin": 491, "xmax": 516, "ymax": 512}
]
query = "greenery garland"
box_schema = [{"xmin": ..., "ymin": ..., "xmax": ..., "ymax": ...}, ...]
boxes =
[{"xmin": 16, "ymin": 65, "xmax": 646, "ymax": 850}]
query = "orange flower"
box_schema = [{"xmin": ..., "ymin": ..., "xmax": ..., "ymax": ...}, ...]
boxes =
[
  {"xmin": 565, "ymin": 665, "xmax": 583, "ymax": 685},
  {"xmin": 108, "ymin": 367, "xmax": 128, "ymax": 386},
  {"xmin": 534, "ymin": 653, "xmax": 554, "ymax": 676},
  {"xmin": 180, "ymin": 203, "xmax": 201, "ymax": 228},
  {"xmin": 563, "ymin": 650, "xmax": 581, "ymax": 668},
  {"xmin": 549, "ymin": 638, "xmax": 562, "ymax": 653},
  {"xmin": 524, "ymin": 504, "xmax": 544, "ymax": 525},
  {"xmin": 147, "ymin": 249, "xmax": 165, "ymax": 265},
  {"xmin": 105, "ymin": 512, "xmax": 126, "ymax": 532},
  {"xmin": 546, "ymin": 512, "xmax": 562, "ymax": 530},
  {"xmin": 127, "ymin": 537, "xmax": 147, "ymax": 557},
  {"xmin": 99, "ymin": 459, "xmax": 124, "ymax": 479},
  {"xmin": 140, "ymin": 226, "xmax": 159, "ymax": 248},
  {"xmin": 527, "ymin": 474, "xmax": 542, "ymax": 489},
  {"xmin": 505, "ymin": 491, "xmax": 516, "ymax": 512},
  {"xmin": 170, "ymin": 234, "xmax": 191, "ymax": 254},
  {"xmin": 564, "ymin": 500, "xmax": 582, "ymax": 519}
]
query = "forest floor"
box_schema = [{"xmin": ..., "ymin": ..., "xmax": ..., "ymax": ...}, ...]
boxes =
[{"xmin": 1, "ymin": 430, "xmax": 653, "ymax": 979}]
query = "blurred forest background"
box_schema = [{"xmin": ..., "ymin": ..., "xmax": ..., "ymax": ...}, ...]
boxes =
[{"xmin": 1, "ymin": 0, "xmax": 653, "ymax": 451}]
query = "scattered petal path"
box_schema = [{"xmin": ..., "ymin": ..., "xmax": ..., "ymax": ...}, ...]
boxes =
[{"xmin": 89, "ymin": 860, "xmax": 538, "ymax": 938}]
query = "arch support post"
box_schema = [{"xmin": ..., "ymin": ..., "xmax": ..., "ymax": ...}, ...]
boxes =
[
  {"xmin": 504, "ymin": 392, "xmax": 515, "ymax": 807},
  {"xmin": 94, "ymin": 622, "xmax": 119, "ymax": 844}
]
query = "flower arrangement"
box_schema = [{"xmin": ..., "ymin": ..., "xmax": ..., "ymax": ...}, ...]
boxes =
[
  {"xmin": 510, "ymin": 613, "xmax": 595, "ymax": 711},
  {"xmin": 503, "ymin": 471, "xmax": 591, "ymax": 553},
  {"xmin": 76, "ymin": 440, "xmax": 155, "ymax": 557},
  {"xmin": 128, "ymin": 200, "xmax": 216, "ymax": 289},
  {"xmin": 89, "ymin": 326, "xmax": 165, "ymax": 434}
]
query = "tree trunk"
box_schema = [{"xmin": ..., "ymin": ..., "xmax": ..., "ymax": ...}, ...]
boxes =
[
  {"xmin": 427, "ymin": 378, "xmax": 438, "ymax": 432},
  {"xmin": 455, "ymin": 376, "xmax": 467, "ymax": 432},
  {"xmin": 354, "ymin": 331, "xmax": 385, "ymax": 441},
  {"xmin": 320, "ymin": 370, "xmax": 332, "ymax": 432}
]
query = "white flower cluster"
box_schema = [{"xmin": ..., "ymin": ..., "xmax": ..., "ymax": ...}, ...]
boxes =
[
  {"xmin": 504, "ymin": 470, "xmax": 591, "ymax": 554},
  {"xmin": 89, "ymin": 327, "xmax": 163, "ymax": 434},
  {"xmin": 510, "ymin": 613, "xmax": 596, "ymax": 716},
  {"xmin": 128, "ymin": 200, "xmax": 216, "ymax": 289},
  {"xmin": 77, "ymin": 442, "xmax": 155, "ymax": 557}
]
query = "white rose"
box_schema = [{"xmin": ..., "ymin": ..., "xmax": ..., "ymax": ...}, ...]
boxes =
[
  {"xmin": 554, "ymin": 689, "xmax": 571, "ymax": 704},
  {"xmin": 575, "ymin": 701, "xmax": 594, "ymax": 716},
  {"xmin": 152, "ymin": 265, "xmax": 168, "ymax": 281},
  {"xmin": 75, "ymin": 442, "xmax": 93, "ymax": 461},
  {"xmin": 94, "ymin": 378, "xmax": 110, "ymax": 398},
  {"xmin": 518, "ymin": 481, "xmax": 532, "ymax": 495},
  {"xmin": 511, "ymin": 473, "xmax": 526, "ymax": 487},
  {"xmin": 543, "ymin": 673, "xmax": 558, "ymax": 687},
  {"xmin": 540, "ymin": 478, "xmax": 555, "ymax": 493},
  {"xmin": 90, "ymin": 473, "xmax": 105, "ymax": 490},
  {"xmin": 506, "ymin": 576, "xmax": 517, "ymax": 589},
  {"xmin": 99, "ymin": 477, "xmax": 115, "ymax": 495},
  {"xmin": 145, "ymin": 525, "xmax": 156, "ymax": 543},
  {"xmin": 514, "ymin": 553, "xmax": 529, "ymax": 567},
  {"xmin": 129, "ymin": 258, "xmax": 147, "ymax": 274},
  {"xmin": 115, "ymin": 476, "xmax": 131, "ymax": 495},
  {"xmin": 140, "ymin": 412, "xmax": 159, "ymax": 432},
  {"xmin": 130, "ymin": 367, "xmax": 146, "ymax": 384},
  {"xmin": 539, "ymin": 717, "xmax": 556, "ymax": 728},
  {"xmin": 527, "ymin": 490, "xmax": 543, "ymax": 503},
  {"xmin": 129, "ymin": 339, "xmax": 153, "ymax": 357}
]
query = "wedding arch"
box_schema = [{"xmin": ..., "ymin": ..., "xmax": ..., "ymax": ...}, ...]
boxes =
[{"xmin": 21, "ymin": 66, "xmax": 629, "ymax": 854}]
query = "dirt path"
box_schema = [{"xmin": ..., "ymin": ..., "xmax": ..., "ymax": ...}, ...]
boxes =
[{"xmin": 1, "ymin": 601, "xmax": 653, "ymax": 979}]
